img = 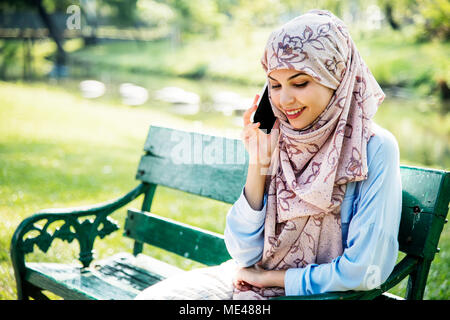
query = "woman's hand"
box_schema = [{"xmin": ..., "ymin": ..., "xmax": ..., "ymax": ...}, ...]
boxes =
[
  {"xmin": 241, "ymin": 94, "xmax": 279, "ymax": 210},
  {"xmin": 233, "ymin": 264, "xmax": 286, "ymax": 290},
  {"xmin": 241, "ymin": 95, "xmax": 279, "ymax": 168}
]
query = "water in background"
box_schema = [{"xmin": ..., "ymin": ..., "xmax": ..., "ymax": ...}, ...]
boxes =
[{"xmin": 58, "ymin": 65, "xmax": 450, "ymax": 170}]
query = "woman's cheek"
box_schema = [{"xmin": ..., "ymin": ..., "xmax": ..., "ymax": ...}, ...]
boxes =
[{"xmin": 271, "ymin": 93, "xmax": 281, "ymax": 109}]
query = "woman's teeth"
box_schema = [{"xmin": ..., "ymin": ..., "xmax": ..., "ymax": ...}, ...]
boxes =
[
  {"xmin": 286, "ymin": 107, "xmax": 305, "ymax": 115},
  {"xmin": 285, "ymin": 107, "xmax": 306, "ymax": 120}
]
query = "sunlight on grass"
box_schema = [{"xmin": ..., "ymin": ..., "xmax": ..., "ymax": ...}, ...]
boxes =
[{"xmin": 0, "ymin": 81, "xmax": 234, "ymax": 299}]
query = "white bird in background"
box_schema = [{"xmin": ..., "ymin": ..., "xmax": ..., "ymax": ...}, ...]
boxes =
[
  {"xmin": 79, "ymin": 80, "xmax": 105, "ymax": 99},
  {"xmin": 119, "ymin": 83, "xmax": 149, "ymax": 106},
  {"xmin": 154, "ymin": 86, "xmax": 200, "ymax": 115}
]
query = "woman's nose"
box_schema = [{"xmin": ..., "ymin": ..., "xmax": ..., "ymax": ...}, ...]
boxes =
[{"xmin": 280, "ymin": 88, "xmax": 295, "ymax": 108}]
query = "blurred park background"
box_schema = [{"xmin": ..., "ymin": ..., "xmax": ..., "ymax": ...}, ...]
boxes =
[{"xmin": 0, "ymin": 0, "xmax": 448, "ymax": 300}]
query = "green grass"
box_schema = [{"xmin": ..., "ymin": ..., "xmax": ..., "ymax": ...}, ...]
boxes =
[
  {"xmin": 0, "ymin": 81, "xmax": 448, "ymax": 300},
  {"xmin": 0, "ymin": 81, "xmax": 231, "ymax": 299}
]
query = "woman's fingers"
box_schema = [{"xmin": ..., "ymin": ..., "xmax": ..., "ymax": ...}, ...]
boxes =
[
  {"xmin": 237, "ymin": 282, "xmax": 251, "ymax": 291},
  {"xmin": 243, "ymin": 106, "xmax": 257, "ymax": 126},
  {"xmin": 243, "ymin": 94, "xmax": 260, "ymax": 126},
  {"xmin": 234, "ymin": 281, "xmax": 250, "ymax": 291},
  {"xmin": 241, "ymin": 94, "xmax": 279, "ymax": 167},
  {"xmin": 233, "ymin": 268, "xmax": 252, "ymax": 291},
  {"xmin": 253, "ymin": 94, "xmax": 260, "ymax": 105},
  {"xmin": 241, "ymin": 122, "xmax": 260, "ymax": 142}
]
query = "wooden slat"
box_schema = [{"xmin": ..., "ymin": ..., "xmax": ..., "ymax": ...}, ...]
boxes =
[
  {"xmin": 25, "ymin": 253, "xmax": 177, "ymax": 300},
  {"xmin": 380, "ymin": 255, "xmax": 418, "ymax": 292},
  {"xmin": 400, "ymin": 166, "xmax": 449, "ymax": 214},
  {"xmin": 25, "ymin": 264, "xmax": 95, "ymax": 300},
  {"xmin": 124, "ymin": 208, "xmax": 231, "ymax": 266},
  {"xmin": 25, "ymin": 263, "xmax": 136, "ymax": 300},
  {"xmin": 377, "ymin": 292, "xmax": 404, "ymax": 300},
  {"xmin": 136, "ymin": 126, "xmax": 248, "ymax": 204},
  {"xmin": 398, "ymin": 210, "xmax": 435, "ymax": 258},
  {"xmin": 398, "ymin": 166, "xmax": 450, "ymax": 258}
]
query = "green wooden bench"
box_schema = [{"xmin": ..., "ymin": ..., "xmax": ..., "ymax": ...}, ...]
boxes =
[{"xmin": 10, "ymin": 125, "xmax": 450, "ymax": 300}]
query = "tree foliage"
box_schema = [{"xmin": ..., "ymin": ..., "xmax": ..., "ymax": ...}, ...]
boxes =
[
  {"xmin": 377, "ymin": 0, "xmax": 449, "ymax": 41},
  {"xmin": 1, "ymin": 0, "xmax": 448, "ymax": 41}
]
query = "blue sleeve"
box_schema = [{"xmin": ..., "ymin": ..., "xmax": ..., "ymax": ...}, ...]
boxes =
[
  {"xmin": 284, "ymin": 129, "xmax": 402, "ymax": 295},
  {"xmin": 224, "ymin": 189, "xmax": 266, "ymax": 267}
]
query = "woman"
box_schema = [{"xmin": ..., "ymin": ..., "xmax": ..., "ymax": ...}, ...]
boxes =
[{"xmin": 135, "ymin": 9, "xmax": 402, "ymax": 300}]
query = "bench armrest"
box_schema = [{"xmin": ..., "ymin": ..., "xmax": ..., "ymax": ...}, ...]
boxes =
[
  {"xmin": 10, "ymin": 183, "xmax": 149, "ymax": 271},
  {"xmin": 272, "ymin": 255, "xmax": 418, "ymax": 300}
]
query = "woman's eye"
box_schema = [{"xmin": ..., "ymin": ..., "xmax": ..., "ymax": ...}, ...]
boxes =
[
  {"xmin": 294, "ymin": 82, "xmax": 308, "ymax": 88},
  {"xmin": 270, "ymin": 82, "xmax": 307, "ymax": 89}
]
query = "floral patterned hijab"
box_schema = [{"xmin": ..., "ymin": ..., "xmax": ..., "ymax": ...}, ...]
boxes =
[{"xmin": 233, "ymin": 9, "xmax": 384, "ymax": 299}]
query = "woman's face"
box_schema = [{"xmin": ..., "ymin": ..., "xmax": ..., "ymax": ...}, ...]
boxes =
[{"xmin": 268, "ymin": 69, "xmax": 335, "ymax": 130}]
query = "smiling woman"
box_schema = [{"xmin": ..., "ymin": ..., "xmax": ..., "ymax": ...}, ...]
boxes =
[
  {"xmin": 267, "ymin": 69, "xmax": 334, "ymax": 130},
  {"xmin": 135, "ymin": 9, "xmax": 403, "ymax": 300}
]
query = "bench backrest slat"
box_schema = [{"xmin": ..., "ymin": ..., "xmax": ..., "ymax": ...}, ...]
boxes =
[
  {"xmin": 136, "ymin": 126, "xmax": 248, "ymax": 204},
  {"xmin": 124, "ymin": 208, "xmax": 231, "ymax": 266},
  {"xmin": 398, "ymin": 166, "xmax": 449, "ymax": 259}
]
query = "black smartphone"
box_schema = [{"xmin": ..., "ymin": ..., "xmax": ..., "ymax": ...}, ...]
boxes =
[{"xmin": 253, "ymin": 82, "xmax": 276, "ymax": 134}]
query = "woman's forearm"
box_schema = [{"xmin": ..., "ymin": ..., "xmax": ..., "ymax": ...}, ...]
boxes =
[
  {"xmin": 244, "ymin": 161, "xmax": 267, "ymax": 211},
  {"xmin": 234, "ymin": 266, "xmax": 286, "ymax": 289},
  {"xmin": 266, "ymin": 270, "xmax": 286, "ymax": 288}
]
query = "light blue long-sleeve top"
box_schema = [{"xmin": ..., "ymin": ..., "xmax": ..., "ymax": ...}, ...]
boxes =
[{"xmin": 224, "ymin": 124, "xmax": 402, "ymax": 296}]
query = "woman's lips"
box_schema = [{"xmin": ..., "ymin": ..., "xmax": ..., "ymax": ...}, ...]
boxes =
[{"xmin": 285, "ymin": 107, "xmax": 306, "ymax": 120}]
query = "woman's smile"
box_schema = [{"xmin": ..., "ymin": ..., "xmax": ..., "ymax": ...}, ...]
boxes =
[{"xmin": 284, "ymin": 106, "xmax": 306, "ymax": 119}]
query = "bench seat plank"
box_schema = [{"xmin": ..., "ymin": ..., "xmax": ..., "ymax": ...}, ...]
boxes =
[{"xmin": 25, "ymin": 253, "xmax": 183, "ymax": 300}]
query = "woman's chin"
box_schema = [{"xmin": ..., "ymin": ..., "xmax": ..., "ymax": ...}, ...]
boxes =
[{"xmin": 288, "ymin": 120, "xmax": 309, "ymax": 130}]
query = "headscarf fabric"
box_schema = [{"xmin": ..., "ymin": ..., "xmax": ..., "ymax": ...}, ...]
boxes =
[{"xmin": 233, "ymin": 9, "xmax": 384, "ymax": 299}]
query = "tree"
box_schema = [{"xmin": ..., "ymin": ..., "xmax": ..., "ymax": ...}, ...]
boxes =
[
  {"xmin": 165, "ymin": 0, "xmax": 228, "ymax": 40},
  {"xmin": 377, "ymin": 0, "xmax": 450, "ymax": 41},
  {"xmin": 0, "ymin": 0, "xmax": 74, "ymax": 68}
]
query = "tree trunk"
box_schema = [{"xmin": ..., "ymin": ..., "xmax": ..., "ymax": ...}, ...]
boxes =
[
  {"xmin": 80, "ymin": 0, "xmax": 98, "ymax": 46},
  {"xmin": 384, "ymin": 3, "xmax": 400, "ymax": 30},
  {"xmin": 33, "ymin": 0, "xmax": 66, "ymax": 65}
]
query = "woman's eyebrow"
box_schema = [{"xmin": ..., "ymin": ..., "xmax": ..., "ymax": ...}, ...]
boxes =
[{"xmin": 268, "ymin": 72, "xmax": 307, "ymax": 81}]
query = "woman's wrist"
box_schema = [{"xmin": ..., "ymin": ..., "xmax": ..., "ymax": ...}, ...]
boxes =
[
  {"xmin": 244, "ymin": 163, "xmax": 267, "ymax": 210},
  {"xmin": 249, "ymin": 154, "xmax": 271, "ymax": 168},
  {"xmin": 266, "ymin": 270, "xmax": 286, "ymax": 288}
]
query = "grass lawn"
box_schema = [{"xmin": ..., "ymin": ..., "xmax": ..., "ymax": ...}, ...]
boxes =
[
  {"xmin": 0, "ymin": 81, "xmax": 231, "ymax": 299},
  {"xmin": 0, "ymin": 81, "xmax": 448, "ymax": 300}
]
